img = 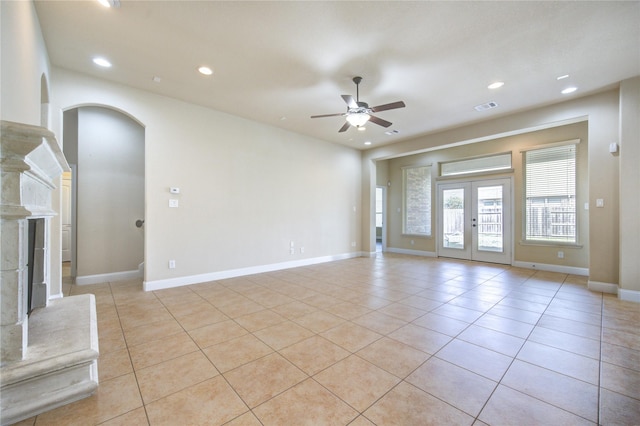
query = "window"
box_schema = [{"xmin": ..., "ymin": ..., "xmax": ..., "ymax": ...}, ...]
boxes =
[
  {"xmin": 524, "ymin": 143, "xmax": 577, "ymax": 243},
  {"xmin": 441, "ymin": 153, "xmax": 511, "ymax": 176},
  {"xmin": 403, "ymin": 165, "xmax": 432, "ymax": 236}
]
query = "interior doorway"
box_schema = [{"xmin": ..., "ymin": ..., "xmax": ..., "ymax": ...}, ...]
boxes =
[
  {"xmin": 62, "ymin": 107, "xmax": 145, "ymax": 283},
  {"xmin": 437, "ymin": 178, "xmax": 512, "ymax": 264}
]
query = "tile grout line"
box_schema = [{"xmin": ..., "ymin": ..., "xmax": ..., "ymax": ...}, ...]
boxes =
[
  {"xmin": 152, "ymin": 285, "xmax": 260, "ymax": 425},
  {"xmin": 111, "ymin": 280, "xmax": 154, "ymax": 426},
  {"xmin": 597, "ymin": 290, "xmax": 604, "ymax": 426},
  {"xmin": 468, "ymin": 271, "xmax": 571, "ymax": 424},
  {"xmin": 57, "ymin": 256, "xmax": 631, "ymax": 425}
]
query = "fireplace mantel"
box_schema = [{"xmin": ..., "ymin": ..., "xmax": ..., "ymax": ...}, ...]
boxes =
[
  {"xmin": 1, "ymin": 120, "xmax": 68, "ymax": 219},
  {"xmin": 1, "ymin": 120, "xmax": 99, "ymax": 424}
]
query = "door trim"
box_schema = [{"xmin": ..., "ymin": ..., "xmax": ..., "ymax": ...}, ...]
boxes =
[{"xmin": 70, "ymin": 163, "xmax": 78, "ymax": 278}]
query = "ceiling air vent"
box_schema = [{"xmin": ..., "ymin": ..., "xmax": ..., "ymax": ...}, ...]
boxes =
[
  {"xmin": 474, "ymin": 101, "xmax": 498, "ymax": 112},
  {"xmin": 385, "ymin": 129, "xmax": 400, "ymax": 135}
]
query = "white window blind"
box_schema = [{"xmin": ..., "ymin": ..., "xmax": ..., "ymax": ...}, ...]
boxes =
[
  {"xmin": 403, "ymin": 165, "xmax": 431, "ymax": 236},
  {"xmin": 524, "ymin": 144, "xmax": 576, "ymax": 243}
]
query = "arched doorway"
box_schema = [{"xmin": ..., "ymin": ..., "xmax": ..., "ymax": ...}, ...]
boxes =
[{"xmin": 62, "ymin": 106, "xmax": 145, "ymax": 284}]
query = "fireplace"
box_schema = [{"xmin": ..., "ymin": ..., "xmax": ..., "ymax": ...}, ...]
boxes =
[
  {"xmin": 27, "ymin": 218, "xmax": 46, "ymax": 316},
  {"xmin": 0, "ymin": 120, "xmax": 99, "ymax": 425}
]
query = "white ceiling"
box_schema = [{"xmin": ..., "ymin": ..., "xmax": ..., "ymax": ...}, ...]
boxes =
[{"xmin": 34, "ymin": 1, "xmax": 640, "ymax": 150}]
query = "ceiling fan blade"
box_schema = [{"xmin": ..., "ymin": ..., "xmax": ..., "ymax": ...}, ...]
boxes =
[
  {"xmin": 370, "ymin": 101, "xmax": 406, "ymax": 113},
  {"xmin": 310, "ymin": 112, "xmax": 346, "ymax": 119},
  {"xmin": 369, "ymin": 115, "xmax": 393, "ymax": 128},
  {"xmin": 338, "ymin": 121, "xmax": 351, "ymax": 132},
  {"xmin": 341, "ymin": 95, "xmax": 358, "ymax": 109}
]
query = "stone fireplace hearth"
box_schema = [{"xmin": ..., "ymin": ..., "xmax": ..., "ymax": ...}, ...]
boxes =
[{"xmin": 1, "ymin": 120, "xmax": 99, "ymax": 425}]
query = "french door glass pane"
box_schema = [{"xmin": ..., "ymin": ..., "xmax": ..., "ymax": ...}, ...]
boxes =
[
  {"xmin": 443, "ymin": 188, "xmax": 464, "ymax": 249},
  {"xmin": 477, "ymin": 186, "xmax": 503, "ymax": 252}
]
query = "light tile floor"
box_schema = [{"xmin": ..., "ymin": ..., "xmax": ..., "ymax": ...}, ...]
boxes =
[{"xmin": 17, "ymin": 255, "xmax": 640, "ymax": 425}]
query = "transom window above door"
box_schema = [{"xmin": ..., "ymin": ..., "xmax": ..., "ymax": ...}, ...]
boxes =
[{"xmin": 440, "ymin": 152, "xmax": 512, "ymax": 177}]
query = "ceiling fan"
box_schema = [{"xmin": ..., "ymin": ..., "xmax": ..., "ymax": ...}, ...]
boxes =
[{"xmin": 311, "ymin": 76, "xmax": 406, "ymax": 132}]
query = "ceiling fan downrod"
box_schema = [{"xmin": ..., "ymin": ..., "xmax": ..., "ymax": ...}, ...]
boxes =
[{"xmin": 353, "ymin": 76, "xmax": 363, "ymax": 103}]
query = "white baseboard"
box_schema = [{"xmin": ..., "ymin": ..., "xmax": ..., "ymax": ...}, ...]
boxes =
[
  {"xmin": 512, "ymin": 261, "xmax": 588, "ymax": 276},
  {"xmin": 76, "ymin": 269, "xmax": 142, "ymax": 285},
  {"xmin": 143, "ymin": 252, "xmax": 362, "ymax": 292},
  {"xmin": 588, "ymin": 280, "xmax": 618, "ymax": 294},
  {"xmin": 619, "ymin": 288, "xmax": 640, "ymax": 302},
  {"xmin": 385, "ymin": 248, "xmax": 437, "ymax": 257}
]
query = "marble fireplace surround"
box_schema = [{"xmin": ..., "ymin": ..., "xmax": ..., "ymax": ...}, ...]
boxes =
[{"xmin": 1, "ymin": 120, "xmax": 99, "ymax": 425}]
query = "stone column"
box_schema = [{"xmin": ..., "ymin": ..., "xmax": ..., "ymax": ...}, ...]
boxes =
[{"xmin": 0, "ymin": 217, "xmax": 29, "ymax": 363}]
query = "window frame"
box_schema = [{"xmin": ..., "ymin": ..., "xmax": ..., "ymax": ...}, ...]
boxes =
[
  {"xmin": 521, "ymin": 139, "xmax": 580, "ymax": 246},
  {"xmin": 440, "ymin": 152, "xmax": 512, "ymax": 177}
]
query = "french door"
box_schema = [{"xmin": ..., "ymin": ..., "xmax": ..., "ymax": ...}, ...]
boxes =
[{"xmin": 437, "ymin": 178, "xmax": 512, "ymax": 264}]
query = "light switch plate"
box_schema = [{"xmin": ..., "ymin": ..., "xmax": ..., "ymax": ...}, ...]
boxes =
[{"xmin": 596, "ymin": 199, "xmax": 604, "ymax": 208}]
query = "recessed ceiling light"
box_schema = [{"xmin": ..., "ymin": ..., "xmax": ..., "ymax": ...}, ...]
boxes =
[
  {"xmin": 364, "ymin": 141, "xmax": 372, "ymax": 146},
  {"xmin": 561, "ymin": 87, "xmax": 577, "ymax": 94},
  {"xmin": 557, "ymin": 74, "xmax": 570, "ymax": 80},
  {"xmin": 198, "ymin": 66, "xmax": 213, "ymax": 76},
  {"xmin": 488, "ymin": 82, "xmax": 504, "ymax": 89},
  {"xmin": 92, "ymin": 57, "xmax": 112, "ymax": 68}
]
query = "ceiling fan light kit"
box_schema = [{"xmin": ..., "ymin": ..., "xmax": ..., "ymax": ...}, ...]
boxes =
[
  {"xmin": 311, "ymin": 76, "xmax": 405, "ymax": 133},
  {"xmin": 346, "ymin": 112, "xmax": 370, "ymax": 127}
]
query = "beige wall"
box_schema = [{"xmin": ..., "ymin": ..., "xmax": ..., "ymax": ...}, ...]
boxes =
[
  {"xmin": 74, "ymin": 107, "xmax": 145, "ymax": 278},
  {"xmin": 4, "ymin": 1, "xmax": 637, "ymax": 297},
  {"xmin": 383, "ymin": 122, "xmax": 588, "ymax": 269},
  {"xmin": 619, "ymin": 77, "xmax": 640, "ymax": 296},
  {"xmin": 363, "ymin": 89, "xmax": 629, "ymax": 288},
  {"xmin": 0, "ymin": 1, "xmax": 50, "ymax": 126},
  {"xmin": 50, "ymin": 69, "xmax": 362, "ymax": 288},
  {"xmin": 0, "ymin": 1, "xmax": 65, "ymax": 298}
]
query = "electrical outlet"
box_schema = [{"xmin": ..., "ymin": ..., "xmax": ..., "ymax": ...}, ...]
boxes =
[
  {"xmin": 300, "ymin": 247, "xmax": 305, "ymax": 254},
  {"xmin": 558, "ymin": 251, "xmax": 564, "ymax": 259},
  {"xmin": 169, "ymin": 199, "xmax": 179, "ymax": 208},
  {"xmin": 168, "ymin": 260, "xmax": 176, "ymax": 269}
]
